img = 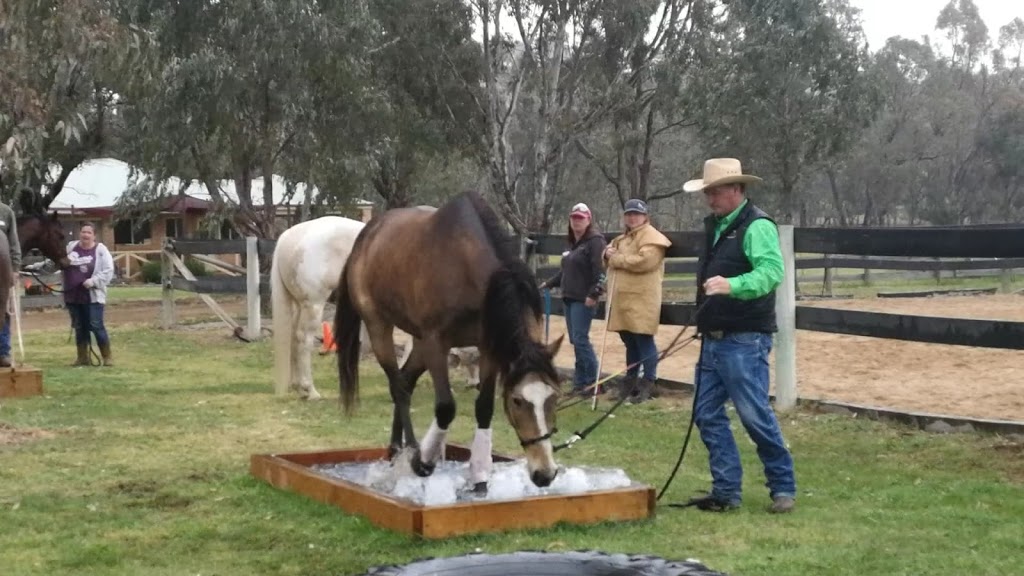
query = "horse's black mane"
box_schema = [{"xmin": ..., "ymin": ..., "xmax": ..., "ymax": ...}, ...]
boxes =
[
  {"xmin": 460, "ymin": 191, "xmax": 558, "ymax": 385},
  {"xmin": 462, "ymin": 190, "xmax": 522, "ymax": 268}
]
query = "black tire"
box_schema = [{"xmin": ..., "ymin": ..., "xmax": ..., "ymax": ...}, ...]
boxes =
[{"xmin": 357, "ymin": 549, "xmax": 727, "ymax": 576}]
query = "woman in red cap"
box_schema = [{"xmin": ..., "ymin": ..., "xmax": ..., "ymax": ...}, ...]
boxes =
[{"xmin": 539, "ymin": 203, "xmax": 608, "ymax": 396}]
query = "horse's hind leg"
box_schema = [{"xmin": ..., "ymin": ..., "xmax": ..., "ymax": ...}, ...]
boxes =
[
  {"xmin": 364, "ymin": 322, "xmax": 416, "ymax": 460},
  {"xmin": 293, "ymin": 302, "xmax": 324, "ymax": 400},
  {"xmin": 391, "ymin": 339, "xmax": 426, "ymax": 458}
]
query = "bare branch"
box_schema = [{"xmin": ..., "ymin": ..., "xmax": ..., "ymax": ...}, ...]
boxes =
[{"xmin": 573, "ymin": 138, "xmax": 620, "ymax": 189}]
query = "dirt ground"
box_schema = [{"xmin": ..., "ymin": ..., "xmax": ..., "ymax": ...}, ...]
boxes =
[
  {"xmin": 548, "ymin": 294, "xmax": 1024, "ymax": 423},
  {"xmin": 18, "ymin": 294, "xmax": 1022, "ymax": 422}
]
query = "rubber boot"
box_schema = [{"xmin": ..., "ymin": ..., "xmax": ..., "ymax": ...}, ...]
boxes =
[
  {"xmin": 630, "ymin": 378, "xmax": 655, "ymax": 404},
  {"xmin": 99, "ymin": 342, "xmax": 113, "ymax": 367},
  {"xmin": 72, "ymin": 343, "xmax": 89, "ymax": 366},
  {"xmin": 609, "ymin": 375, "xmax": 637, "ymax": 402}
]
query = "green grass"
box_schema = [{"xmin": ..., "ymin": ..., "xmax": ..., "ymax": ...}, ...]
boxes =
[
  {"xmin": 1, "ymin": 326, "xmax": 1021, "ymax": 575},
  {"xmin": 103, "ymin": 285, "xmax": 244, "ymax": 306}
]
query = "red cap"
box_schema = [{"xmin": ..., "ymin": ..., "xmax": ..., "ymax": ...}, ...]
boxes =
[{"xmin": 570, "ymin": 202, "xmax": 591, "ymax": 219}]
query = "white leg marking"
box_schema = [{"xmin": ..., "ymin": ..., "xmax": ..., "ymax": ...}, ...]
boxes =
[
  {"xmin": 419, "ymin": 419, "xmax": 447, "ymax": 463},
  {"xmin": 469, "ymin": 428, "xmax": 493, "ymax": 484}
]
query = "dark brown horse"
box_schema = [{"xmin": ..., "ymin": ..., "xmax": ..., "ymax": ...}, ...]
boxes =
[
  {"xmin": 18, "ymin": 211, "xmax": 72, "ymax": 269},
  {"xmin": 333, "ymin": 191, "xmax": 564, "ymax": 490}
]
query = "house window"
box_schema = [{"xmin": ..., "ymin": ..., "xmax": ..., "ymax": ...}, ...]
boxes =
[
  {"xmin": 114, "ymin": 219, "xmax": 152, "ymax": 245},
  {"xmin": 165, "ymin": 218, "xmax": 183, "ymax": 238},
  {"xmin": 220, "ymin": 219, "xmax": 240, "ymax": 239}
]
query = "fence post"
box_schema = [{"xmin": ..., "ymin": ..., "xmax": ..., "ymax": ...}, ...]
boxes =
[
  {"xmin": 245, "ymin": 236, "xmax": 261, "ymax": 340},
  {"xmin": 775, "ymin": 225, "xmax": 797, "ymax": 412},
  {"xmin": 823, "ymin": 254, "xmax": 834, "ymax": 297},
  {"xmin": 161, "ymin": 239, "xmax": 175, "ymax": 329},
  {"xmin": 1000, "ymin": 267, "xmax": 1014, "ymax": 293}
]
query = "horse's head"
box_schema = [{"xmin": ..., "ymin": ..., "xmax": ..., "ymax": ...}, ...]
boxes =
[
  {"xmin": 19, "ymin": 212, "xmax": 71, "ymax": 268},
  {"xmin": 501, "ymin": 335, "xmax": 564, "ymax": 487}
]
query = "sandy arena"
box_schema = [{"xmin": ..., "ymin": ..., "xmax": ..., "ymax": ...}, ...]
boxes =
[
  {"xmin": 547, "ymin": 294, "xmax": 1024, "ymax": 423},
  {"xmin": 18, "ymin": 294, "xmax": 1022, "ymax": 423}
]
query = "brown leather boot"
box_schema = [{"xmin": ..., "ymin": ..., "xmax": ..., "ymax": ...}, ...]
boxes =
[
  {"xmin": 99, "ymin": 342, "xmax": 113, "ymax": 367},
  {"xmin": 609, "ymin": 375, "xmax": 637, "ymax": 402},
  {"xmin": 72, "ymin": 343, "xmax": 89, "ymax": 366},
  {"xmin": 629, "ymin": 378, "xmax": 655, "ymax": 404}
]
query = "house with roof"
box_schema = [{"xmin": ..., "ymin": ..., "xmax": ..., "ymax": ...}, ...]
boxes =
[{"xmin": 46, "ymin": 158, "xmax": 375, "ymax": 280}]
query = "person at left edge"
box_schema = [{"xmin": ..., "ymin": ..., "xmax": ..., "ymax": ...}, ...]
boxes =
[{"xmin": 0, "ymin": 199, "xmax": 21, "ymax": 367}]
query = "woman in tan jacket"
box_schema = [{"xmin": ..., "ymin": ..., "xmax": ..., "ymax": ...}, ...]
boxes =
[{"xmin": 603, "ymin": 199, "xmax": 672, "ymax": 403}]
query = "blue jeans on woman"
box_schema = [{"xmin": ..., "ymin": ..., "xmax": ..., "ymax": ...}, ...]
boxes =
[
  {"xmin": 693, "ymin": 331, "xmax": 796, "ymax": 506},
  {"xmin": 564, "ymin": 299, "xmax": 598, "ymax": 390},
  {"xmin": 67, "ymin": 302, "xmax": 110, "ymax": 346},
  {"xmin": 618, "ymin": 331, "xmax": 659, "ymax": 382}
]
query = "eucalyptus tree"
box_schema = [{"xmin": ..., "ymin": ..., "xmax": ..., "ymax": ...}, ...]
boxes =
[
  {"xmin": 0, "ymin": 0, "xmax": 153, "ymax": 206},
  {"xmin": 117, "ymin": 0, "xmax": 378, "ymax": 238},
  {"xmin": 684, "ymin": 0, "xmax": 877, "ymax": 224}
]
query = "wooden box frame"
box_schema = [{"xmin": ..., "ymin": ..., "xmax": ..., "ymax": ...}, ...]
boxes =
[
  {"xmin": 0, "ymin": 366, "xmax": 44, "ymax": 398},
  {"xmin": 250, "ymin": 443, "xmax": 655, "ymax": 539}
]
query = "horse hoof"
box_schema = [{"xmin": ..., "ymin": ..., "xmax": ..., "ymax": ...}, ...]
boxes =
[
  {"xmin": 472, "ymin": 481, "xmax": 488, "ymax": 495},
  {"xmin": 411, "ymin": 452, "xmax": 436, "ymax": 477}
]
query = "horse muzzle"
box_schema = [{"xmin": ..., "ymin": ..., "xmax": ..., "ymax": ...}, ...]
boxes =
[{"xmin": 530, "ymin": 467, "xmax": 557, "ymax": 488}]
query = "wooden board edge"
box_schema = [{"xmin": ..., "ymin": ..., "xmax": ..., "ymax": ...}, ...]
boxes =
[
  {"xmin": 250, "ymin": 453, "xmax": 421, "ymax": 536},
  {"xmin": 418, "ymin": 485, "xmax": 656, "ymax": 539}
]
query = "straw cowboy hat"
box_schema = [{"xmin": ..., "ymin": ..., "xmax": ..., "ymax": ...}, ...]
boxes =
[{"xmin": 683, "ymin": 158, "xmax": 764, "ymax": 193}]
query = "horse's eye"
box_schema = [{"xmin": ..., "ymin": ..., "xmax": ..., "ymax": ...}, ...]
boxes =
[{"xmin": 512, "ymin": 397, "xmax": 525, "ymax": 408}]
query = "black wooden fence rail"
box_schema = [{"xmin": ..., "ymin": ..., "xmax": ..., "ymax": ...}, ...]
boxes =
[{"xmin": 162, "ymin": 226, "xmax": 1024, "ymax": 350}]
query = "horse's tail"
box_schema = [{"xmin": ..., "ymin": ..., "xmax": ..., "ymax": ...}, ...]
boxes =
[
  {"xmin": 334, "ymin": 260, "xmax": 362, "ymax": 415},
  {"xmin": 270, "ymin": 245, "xmax": 293, "ymax": 395}
]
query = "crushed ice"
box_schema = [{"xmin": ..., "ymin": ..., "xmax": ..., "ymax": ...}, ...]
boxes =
[{"xmin": 310, "ymin": 448, "xmax": 635, "ymax": 506}]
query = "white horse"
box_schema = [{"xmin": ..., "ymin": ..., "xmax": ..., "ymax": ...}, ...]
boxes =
[{"xmin": 271, "ymin": 215, "xmax": 369, "ymax": 400}]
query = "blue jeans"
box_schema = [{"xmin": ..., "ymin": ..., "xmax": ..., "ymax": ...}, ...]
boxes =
[
  {"xmin": 694, "ymin": 331, "xmax": 795, "ymax": 504},
  {"xmin": 619, "ymin": 331, "xmax": 658, "ymax": 381},
  {"xmin": 564, "ymin": 299, "xmax": 598, "ymax": 388},
  {"xmin": 0, "ymin": 312, "xmax": 9, "ymax": 357},
  {"xmin": 67, "ymin": 303, "xmax": 110, "ymax": 347}
]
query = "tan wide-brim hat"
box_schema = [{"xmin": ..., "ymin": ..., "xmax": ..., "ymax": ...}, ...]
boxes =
[{"xmin": 683, "ymin": 158, "xmax": 764, "ymax": 193}]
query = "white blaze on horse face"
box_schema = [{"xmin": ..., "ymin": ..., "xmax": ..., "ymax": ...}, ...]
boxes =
[{"xmin": 520, "ymin": 379, "xmax": 558, "ymax": 485}]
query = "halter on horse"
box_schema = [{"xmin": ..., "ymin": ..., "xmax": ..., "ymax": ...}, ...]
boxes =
[{"xmin": 333, "ymin": 191, "xmax": 564, "ymax": 489}]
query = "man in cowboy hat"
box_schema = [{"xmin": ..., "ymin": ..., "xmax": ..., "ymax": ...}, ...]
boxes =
[{"xmin": 682, "ymin": 158, "xmax": 796, "ymax": 514}]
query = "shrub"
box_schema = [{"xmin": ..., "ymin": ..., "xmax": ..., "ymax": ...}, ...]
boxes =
[{"xmin": 139, "ymin": 256, "xmax": 209, "ymax": 284}]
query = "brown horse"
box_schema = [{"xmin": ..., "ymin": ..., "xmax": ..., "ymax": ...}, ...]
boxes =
[
  {"xmin": 18, "ymin": 211, "xmax": 72, "ymax": 269},
  {"xmin": 333, "ymin": 191, "xmax": 565, "ymax": 490}
]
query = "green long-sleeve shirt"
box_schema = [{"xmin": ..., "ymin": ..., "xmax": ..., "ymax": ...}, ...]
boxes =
[{"xmin": 712, "ymin": 200, "xmax": 784, "ymax": 300}]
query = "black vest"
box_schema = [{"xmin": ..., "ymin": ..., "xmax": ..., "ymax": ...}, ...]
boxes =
[{"xmin": 695, "ymin": 201, "xmax": 778, "ymax": 334}]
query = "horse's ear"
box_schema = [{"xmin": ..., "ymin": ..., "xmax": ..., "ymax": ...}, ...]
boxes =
[{"xmin": 546, "ymin": 334, "xmax": 564, "ymax": 358}]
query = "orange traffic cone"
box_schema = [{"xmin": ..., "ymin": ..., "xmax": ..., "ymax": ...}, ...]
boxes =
[{"xmin": 319, "ymin": 322, "xmax": 336, "ymax": 354}]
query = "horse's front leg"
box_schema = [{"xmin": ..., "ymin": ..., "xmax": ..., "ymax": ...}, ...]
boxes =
[
  {"xmin": 410, "ymin": 337, "xmax": 457, "ymax": 477},
  {"xmin": 470, "ymin": 356, "xmax": 498, "ymax": 492}
]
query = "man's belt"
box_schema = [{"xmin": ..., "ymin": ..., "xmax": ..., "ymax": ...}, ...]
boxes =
[{"xmin": 704, "ymin": 330, "xmax": 726, "ymax": 340}]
